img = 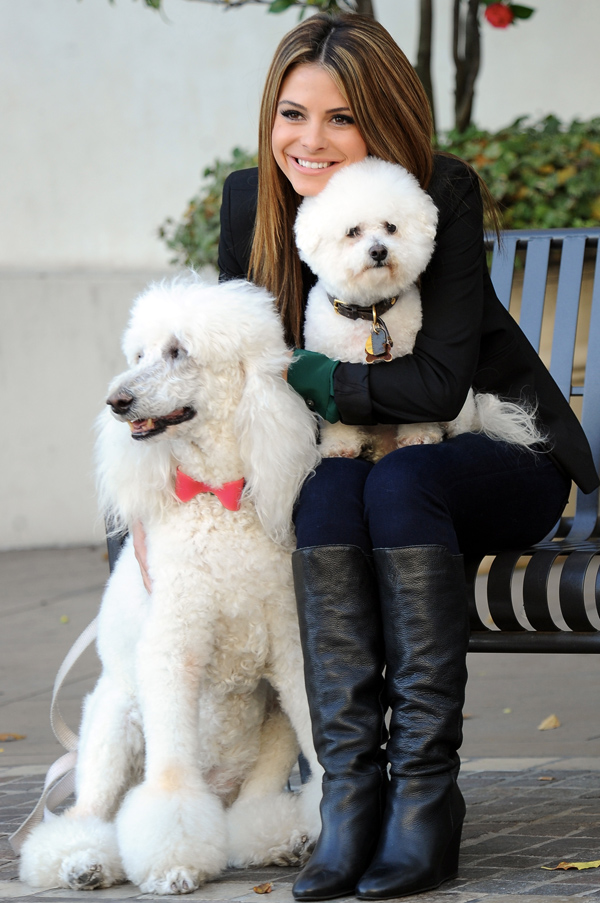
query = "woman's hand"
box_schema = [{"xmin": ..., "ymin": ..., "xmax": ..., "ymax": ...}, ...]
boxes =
[
  {"xmin": 132, "ymin": 520, "xmax": 152, "ymax": 594},
  {"xmin": 282, "ymin": 349, "xmax": 293, "ymax": 381}
]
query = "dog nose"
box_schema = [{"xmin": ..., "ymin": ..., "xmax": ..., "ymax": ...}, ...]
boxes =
[
  {"xmin": 107, "ymin": 389, "xmax": 134, "ymax": 414},
  {"xmin": 369, "ymin": 243, "xmax": 388, "ymax": 263}
]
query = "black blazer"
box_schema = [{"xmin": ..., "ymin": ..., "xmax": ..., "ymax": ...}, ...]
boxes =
[{"xmin": 218, "ymin": 155, "xmax": 599, "ymax": 494}]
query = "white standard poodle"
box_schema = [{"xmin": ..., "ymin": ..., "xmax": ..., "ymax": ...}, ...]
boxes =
[
  {"xmin": 294, "ymin": 156, "xmax": 542, "ymax": 461},
  {"xmin": 19, "ymin": 277, "xmax": 323, "ymax": 895}
]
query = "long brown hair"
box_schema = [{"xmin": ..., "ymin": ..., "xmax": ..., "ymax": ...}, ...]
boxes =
[{"xmin": 249, "ymin": 13, "xmax": 436, "ymax": 346}]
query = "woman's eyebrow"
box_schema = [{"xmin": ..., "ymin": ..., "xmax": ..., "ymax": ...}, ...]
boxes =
[{"xmin": 277, "ymin": 100, "xmax": 351, "ymax": 114}]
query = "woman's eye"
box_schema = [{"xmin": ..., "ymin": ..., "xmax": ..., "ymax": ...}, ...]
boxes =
[
  {"xmin": 347, "ymin": 227, "xmax": 360, "ymax": 238},
  {"xmin": 386, "ymin": 223, "xmax": 397, "ymax": 234},
  {"xmin": 332, "ymin": 114, "xmax": 355, "ymax": 126},
  {"xmin": 281, "ymin": 109, "xmax": 303, "ymax": 121}
]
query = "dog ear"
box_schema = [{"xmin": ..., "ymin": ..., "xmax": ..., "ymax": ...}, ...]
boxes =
[
  {"xmin": 294, "ymin": 200, "xmax": 322, "ymax": 264},
  {"xmin": 235, "ymin": 366, "xmax": 320, "ymax": 546}
]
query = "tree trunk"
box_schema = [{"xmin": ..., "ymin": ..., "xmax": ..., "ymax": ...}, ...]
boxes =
[
  {"xmin": 414, "ymin": 0, "xmax": 436, "ymax": 133},
  {"xmin": 354, "ymin": 0, "xmax": 375, "ymax": 17},
  {"xmin": 453, "ymin": 0, "xmax": 480, "ymax": 132}
]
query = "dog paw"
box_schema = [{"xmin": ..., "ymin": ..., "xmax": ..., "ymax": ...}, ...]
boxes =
[
  {"xmin": 319, "ymin": 424, "xmax": 369, "ymax": 459},
  {"xmin": 396, "ymin": 423, "xmax": 444, "ymax": 447},
  {"xmin": 270, "ymin": 831, "xmax": 314, "ymax": 867},
  {"xmin": 60, "ymin": 855, "xmax": 115, "ymax": 890},
  {"xmin": 19, "ymin": 815, "xmax": 124, "ymax": 890},
  {"xmin": 139, "ymin": 867, "xmax": 201, "ymax": 895},
  {"xmin": 227, "ymin": 791, "xmax": 318, "ymax": 869},
  {"xmin": 117, "ymin": 781, "xmax": 227, "ymax": 890},
  {"xmin": 323, "ymin": 447, "xmax": 363, "ymax": 459}
]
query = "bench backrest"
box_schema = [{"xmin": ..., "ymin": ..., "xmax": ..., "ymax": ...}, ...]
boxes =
[
  {"xmin": 469, "ymin": 229, "xmax": 600, "ymax": 652},
  {"xmin": 488, "ymin": 228, "xmax": 600, "ymax": 547}
]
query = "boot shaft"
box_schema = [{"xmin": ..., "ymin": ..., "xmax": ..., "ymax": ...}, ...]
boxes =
[
  {"xmin": 292, "ymin": 545, "xmax": 387, "ymax": 778},
  {"xmin": 373, "ymin": 545, "xmax": 470, "ymax": 776}
]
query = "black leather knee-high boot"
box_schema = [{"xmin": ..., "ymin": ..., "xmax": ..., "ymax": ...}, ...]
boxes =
[
  {"xmin": 356, "ymin": 545, "xmax": 469, "ymax": 900},
  {"xmin": 292, "ymin": 545, "xmax": 388, "ymax": 902}
]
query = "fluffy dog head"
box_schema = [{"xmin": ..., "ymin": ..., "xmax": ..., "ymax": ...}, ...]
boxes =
[
  {"xmin": 96, "ymin": 275, "xmax": 320, "ymax": 544},
  {"xmin": 294, "ymin": 157, "xmax": 438, "ymax": 305}
]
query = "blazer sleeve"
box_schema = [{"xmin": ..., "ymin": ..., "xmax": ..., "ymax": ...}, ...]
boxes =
[
  {"xmin": 217, "ymin": 169, "xmax": 258, "ymax": 282},
  {"xmin": 334, "ymin": 157, "xmax": 486, "ymax": 426}
]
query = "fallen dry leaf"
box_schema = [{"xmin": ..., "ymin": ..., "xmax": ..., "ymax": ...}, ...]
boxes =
[
  {"xmin": 253, "ymin": 883, "xmax": 273, "ymax": 894},
  {"xmin": 0, "ymin": 733, "xmax": 26, "ymax": 742},
  {"xmin": 542, "ymin": 860, "xmax": 600, "ymax": 871},
  {"xmin": 538, "ymin": 776, "xmax": 555, "ymax": 782},
  {"xmin": 538, "ymin": 714, "xmax": 561, "ymax": 731}
]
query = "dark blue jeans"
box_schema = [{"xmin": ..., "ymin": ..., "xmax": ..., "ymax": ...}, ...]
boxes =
[{"xmin": 293, "ymin": 433, "xmax": 571, "ymax": 556}]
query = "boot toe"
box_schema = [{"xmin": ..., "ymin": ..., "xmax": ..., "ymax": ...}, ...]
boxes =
[{"xmin": 293, "ymin": 867, "xmax": 356, "ymax": 901}]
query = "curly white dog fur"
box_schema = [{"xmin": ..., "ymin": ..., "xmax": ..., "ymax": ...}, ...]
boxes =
[
  {"xmin": 19, "ymin": 277, "xmax": 323, "ymax": 895},
  {"xmin": 294, "ymin": 157, "xmax": 542, "ymax": 460}
]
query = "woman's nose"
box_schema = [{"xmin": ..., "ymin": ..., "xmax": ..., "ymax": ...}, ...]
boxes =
[{"xmin": 300, "ymin": 120, "xmax": 327, "ymax": 152}]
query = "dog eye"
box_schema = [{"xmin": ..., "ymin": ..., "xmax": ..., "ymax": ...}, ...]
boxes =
[
  {"xmin": 347, "ymin": 227, "xmax": 360, "ymax": 238},
  {"xmin": 385, "ymin": 223, "xmax": 397, "ymax": 234},
  {"xmin": 135, "ymin": 351, "xmax": 144, "ymax": 363},
  {"xmin": 168, "ymin": 345, "xmax": 183, "ymax": 360}
]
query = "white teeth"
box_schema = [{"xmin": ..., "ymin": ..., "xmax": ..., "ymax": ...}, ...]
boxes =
[{"xmin": 296, "ymin": 159, "xmax": 333, "ymax": 169}]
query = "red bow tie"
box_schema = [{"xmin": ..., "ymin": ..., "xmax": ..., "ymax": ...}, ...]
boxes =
[{"xmin": 175, "ymin": 469, "xmax": 245, "ymax": 511}]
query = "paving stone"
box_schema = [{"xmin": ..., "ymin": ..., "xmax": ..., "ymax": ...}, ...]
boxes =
[
  {"xmin": 1, "ymin": 768, "xmax": 598, "ymax": 901},
  {"xmin": 3, "ymin": 547, "xmax": 600, "ymax": 901}
]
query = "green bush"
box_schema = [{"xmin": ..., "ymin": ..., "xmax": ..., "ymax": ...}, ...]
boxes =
[
  {"xmin": 158, "ymin": 117, "xmax": 600, "ymax": 268},
  {"xmin": 158, "ymin": 147, "xmax": 257, "ymax": 270},
  {"xmin": 439, "ymin": 115, "xmax": 600, "ymax": 229}
]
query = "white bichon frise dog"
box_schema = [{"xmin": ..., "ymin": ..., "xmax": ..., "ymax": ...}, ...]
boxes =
[
  {"xmin": 19, "ymin": 277, "xmax": 323, "ymax": 895},
  {"xmin": 294, "ymin": 156, "xmax": 541, "ymax": 461}
]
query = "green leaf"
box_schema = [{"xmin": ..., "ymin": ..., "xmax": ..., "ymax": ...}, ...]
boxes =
[
  {"xmin": 510, "ymin": 5, "xmax": 535, "ymax": 19},
  {"xmin": 268, "ymin": 0, "xmax": 297, "ymax": 13},
  {"xmin": 436, "ymin": 115, "xmax": 600, "ymax": 230}
]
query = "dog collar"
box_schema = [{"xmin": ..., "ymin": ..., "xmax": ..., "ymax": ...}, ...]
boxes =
[
  {"xmin": 175, "ymin": 469, "xmax": 245, "ymax": 510},
  {"xmin": 327, "ymin": 293, "xmax": 396, "ymax": 364},
  {"xmin": 327, "ymin": 293, "xmax": 397, "ymax": 321}
]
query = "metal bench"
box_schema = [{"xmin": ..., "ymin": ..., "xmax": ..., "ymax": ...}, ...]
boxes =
[
  {"xmin": 467, "ymin": 228, "xmax": 600, "ymax": 653},
  {"xmin": 107, "ymin": 229, "xmax": 600, "ymax": 653}
]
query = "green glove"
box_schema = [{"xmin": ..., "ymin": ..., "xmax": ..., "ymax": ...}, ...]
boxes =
[{"xmin": 287, "ymin": 349, "xmax": 340, "ymax": 423}]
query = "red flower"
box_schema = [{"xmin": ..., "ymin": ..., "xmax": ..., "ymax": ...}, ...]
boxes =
[{"xmin": 484, "ymin": 3, "xmax": 515, "ymax": 27}]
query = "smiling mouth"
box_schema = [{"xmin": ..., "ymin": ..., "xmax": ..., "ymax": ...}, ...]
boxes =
[
  {"xmin": 127, "ymin": 407, "xmax": 196, "ymax": 441},
  {"xmin": 294, "ymin": 157, "xmax": 336, "ymax": 170}
]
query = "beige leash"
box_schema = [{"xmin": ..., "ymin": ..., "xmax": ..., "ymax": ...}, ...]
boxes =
[{"xmin": 9, "ymin": 617, "xmax": 98, "ymax": 854}]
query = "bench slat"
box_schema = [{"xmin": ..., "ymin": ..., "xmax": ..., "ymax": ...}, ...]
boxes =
[
  {"xmin": 559, "ymin": 551, "xmax": 600, "ymax": 631},
  {"xmin": 487, "ymin": 552, "xmax": 527, "ymax": 631},
  {"xmin": 489, "ymin": 235, "xmax": 517, "ymax": 310},
  {"xmin": 522, "ymin": 551, "xmax": 562, "ymax": 631},
  {"xmin": 519, "ymin": 237, "xmax": 551, "ymax": 350},
  {"xmin": 468, "ymin": 631, "xmax": 600, "ymax": 653},
  {"xmin": 548, "ymin": 235, "xmax": 586, "ymax": 398}
]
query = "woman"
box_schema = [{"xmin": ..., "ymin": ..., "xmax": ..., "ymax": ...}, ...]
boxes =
[{"xmin": 217, "ymin": 12, "xmax": 596, "ymax": 903}]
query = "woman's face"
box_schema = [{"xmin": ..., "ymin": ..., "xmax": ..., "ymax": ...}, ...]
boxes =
[{"xmin": 271, "ymin": 63, "xmax": 368, "ymax": 197}]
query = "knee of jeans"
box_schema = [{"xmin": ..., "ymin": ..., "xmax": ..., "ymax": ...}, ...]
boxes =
[{"xmin": 364, "ymin": 447, "xmax": 444, "ymax": 509}]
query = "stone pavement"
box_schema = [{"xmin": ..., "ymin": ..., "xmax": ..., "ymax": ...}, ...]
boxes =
[{"xmin": 1, "ymin": 547, "xmax": 600, "ymax": 901}]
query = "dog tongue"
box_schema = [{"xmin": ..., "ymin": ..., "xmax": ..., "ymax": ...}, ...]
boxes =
[{"xmin": 129, "ymin": 419, "xmax": 154, "ymax": 433}]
